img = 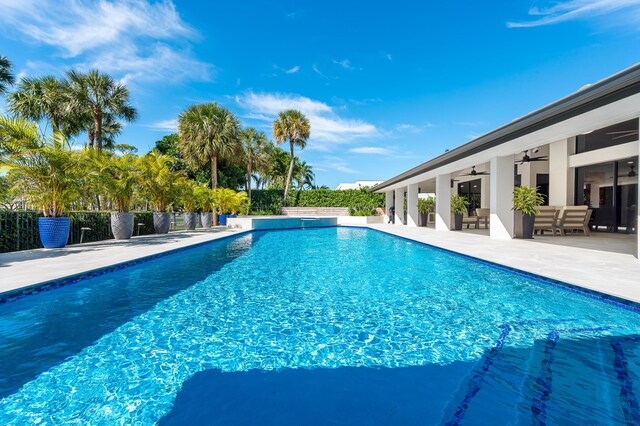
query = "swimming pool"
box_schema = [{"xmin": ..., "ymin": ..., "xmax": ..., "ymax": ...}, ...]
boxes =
[{"xmin": 1, "ymin": 227, "xmax": 639, "ymax": 424}]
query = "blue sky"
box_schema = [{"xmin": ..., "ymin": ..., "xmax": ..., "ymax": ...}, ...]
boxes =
[{"xmin": 1, "ymin": 0, "xmax": 639, "ymax": 188}]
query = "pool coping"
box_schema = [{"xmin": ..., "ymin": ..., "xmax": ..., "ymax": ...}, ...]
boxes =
[{"xmin": 1, "ymin": 225, "xmax": 639, "ymax": 315}]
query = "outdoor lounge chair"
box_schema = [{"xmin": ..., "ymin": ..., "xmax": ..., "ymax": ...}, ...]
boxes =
[
  {"xmin": 462, "ymin": 211, "xmax": 479, "ymax": 228},
  {"xmin": 475, "ymin": 208, "xmax": 490, "ymax": 228},
  {"xmin": 534, "ymin": 206, "xmax": 559, "ymax": 236},
  {"xmin": 556, "ymin": 205, "xmax": 591, "ymax": 236}
]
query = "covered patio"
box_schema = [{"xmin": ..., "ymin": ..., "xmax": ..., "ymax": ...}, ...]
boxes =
[{"xmin": 374, "ymin": 64, "xmax": 640, "ymax": 259}]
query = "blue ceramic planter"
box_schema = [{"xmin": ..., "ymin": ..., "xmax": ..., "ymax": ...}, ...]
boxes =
[
  {"xmin": 38, "ymin": 217, "xmax": 70, "ymax": 248},
  {"xmin": 218, "ymin": 214, "xmax": 228, "ymax": 226},
  {"xmin": 228, "ymin": 214, "xmax": 237, "ymax": 218}
]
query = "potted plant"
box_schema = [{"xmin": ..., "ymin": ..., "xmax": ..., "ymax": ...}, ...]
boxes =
[
  {"xmin": 1, "ymin": 122, "xmax": 80, "ymax": 248},
  {"xmin": 513, "ymin": 185, "xmax": 545, "ymax": 239},
  {"xmin": 178, "ymin": 179, "xmax": 199, "ymax": 231},
  {"xmin": 418, "ymin": 196, "xmax": 435, "ymax": 227},
  {"xmin": 211, "ymin": 188, "xmax": 237, "ymax": 226},
  {"xmin": 197, "ymin": 185, "xmax": 214, "ymax": 229},
  {"xmin": 90, "ymin": 153, "xmax": 139, "ymax": 240},
  {"xmin": 450, "ymin": 194, "xmax": 469, "ymax": 231},
  {"xmin": 230, "ymin": 191, "xmax": 250, "ymax": 217},
  {"xmin": 137, "ymin": 150, "xmax": 182, "ymax": 234}
]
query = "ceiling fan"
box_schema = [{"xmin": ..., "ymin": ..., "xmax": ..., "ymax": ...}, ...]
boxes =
[
  {"xmin": 606, "ymin": 130, "xmax": 639, "ymax": 140},
  {"xmin": 608, "ymin": 162, "xmax": 637, "ymax": 179},
  {"xmin": 516, "ymin": 149, "xmax": 547, "ymax": 165},
  {"xmin": 459, "ymin": 166, "xmax": 490, "ymax": 177}
]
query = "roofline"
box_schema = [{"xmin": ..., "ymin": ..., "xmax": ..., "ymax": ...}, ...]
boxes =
[{"xmin": 370, "ymin": 63, "xmax": 640, "ymax": 192}]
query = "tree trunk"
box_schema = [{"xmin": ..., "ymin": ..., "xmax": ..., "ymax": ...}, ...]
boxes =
[
  {"xmin": 88, "ymin": 128, "xmax": 95, "ymax": 149},
  {"xmin": 283, "ymin": 141, "xmax": 295, "ymax": 206},
  {"xmin": 94, "ymin": 110, "xmax": 103, "ymax": 151},
  {"xmin": 247, "ymin": 162, "xmax": 252, "ymax": 200},
  {"xmin": 211, "ymin": 154, "xmax": 218, "ymax": 189}
]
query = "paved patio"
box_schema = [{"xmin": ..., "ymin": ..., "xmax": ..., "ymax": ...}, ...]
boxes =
[
  {"xmin": 366, "ymin": 224, "xmax": 640, "ymax": 303},
  {"xmin": 0, "ymin": 228, "xmax": 248, "ymax": 295}
]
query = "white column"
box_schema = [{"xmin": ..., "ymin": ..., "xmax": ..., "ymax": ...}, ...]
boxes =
[
  {"xmin": 407, "ymin": 183, "xmax": 419, "ymax": 227},
  {"xmin": 637, "ymin": 118, "xmax": 640, "ymax": 259},
  {"xmin": 480, "ymin": 175, "xmax": 490, "ymax": 208},
  {"xmin": 490, "ymin": 156, "xmax": 514, "ymax": 239},
  {"xmin": 549, "ymin": 138, "xmax": 573, "ymax": 207},
  {"xmin": 435, "ymin": 174, "xmax": 451, "ymax": 231},
  {"xmin": 394, "ymin": 188, "xmax": 404, "ymax": 225},
  {"xmin": 385, "ymin": 191, "xmax": 393, "ymax": 223}
]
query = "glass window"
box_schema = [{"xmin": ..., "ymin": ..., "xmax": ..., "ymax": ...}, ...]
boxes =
[
  {"xmin": 575, "ymin": 157, "xmax": 637, "ymax": 233},
  {"xmin": 576, "ymin": 118, "xmax": 639, "ymax": 154},
  {"xmin": 457, "ymin": 178, "xmax": 482, "ymax": 214}
]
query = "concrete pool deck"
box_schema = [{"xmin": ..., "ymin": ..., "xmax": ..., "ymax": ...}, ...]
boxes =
[
  {"xmin": 1, "ymin": 222, "xmax": 639, "ymax": 304},
  {"xmin": 0, "ymin": 228, "xmax": 248, "ymax": 295}
]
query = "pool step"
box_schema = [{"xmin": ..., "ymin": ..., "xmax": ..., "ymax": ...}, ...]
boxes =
[{"xmin": 442, "ymin": 326, "xmax": 640, "ymax": 425}]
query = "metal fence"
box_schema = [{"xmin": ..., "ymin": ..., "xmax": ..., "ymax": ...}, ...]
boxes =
[{"xmin": 0, "ymin": 210, "xmax": 166, "ymax": 253}]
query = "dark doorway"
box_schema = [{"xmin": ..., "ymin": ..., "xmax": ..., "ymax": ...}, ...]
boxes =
[
  {"xmin": 536, "ymin": 174, "xmax": 550, "ymax": 206},
  {"xmin": 457, "ymin": 179, "xmax": 482, "ymax": 214}
]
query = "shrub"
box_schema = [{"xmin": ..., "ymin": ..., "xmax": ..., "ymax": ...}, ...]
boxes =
[{"xmin": 250, "ymin": 188, "xmax": 384, "ymax": 214}]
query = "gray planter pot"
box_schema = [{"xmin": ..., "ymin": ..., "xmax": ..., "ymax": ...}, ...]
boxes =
[
  {"xmin": 184, "ymin": 212, "xmax": 198, "ymax": 230},
  {"xmin": 453, "ymin": 212, "xmax": 463, "ymax": 230},
  {"xmin": 419, "ymin": 212, "xmax": 428, "ymax": 227},
  {"xmin": 514, "ymin": 210, "xmax": 535, "ymax": 239},
  {"xmin": 153, "ymin": 212, "xmax": 171, "ymax": 234},
  {"xmin": 201, "ymin": 212, "xmax": 213, "ymax": 229},
  {"xmin": 110, "ymin": 212, "xmax": 134, "ymax": 240}
]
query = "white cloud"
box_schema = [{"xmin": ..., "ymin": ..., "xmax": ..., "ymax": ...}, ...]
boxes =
[
  {"xmin": 349, "ymin": 146, "xmax": 391, "ymax": 155},
  {"xmin": 145, "ymin": 119, "xmax": 177, "ymax": 132},
  {"xmin": 84, "ymin": 43, "xmax": 212, "ymax": 84},
  {"xmin": 0, "ymin": 0, "xmax": 211, "ymax": 83},
  {"xmin": 320, "ymin": 156, "xmax": 358, "ymax": 174},
  {"xmin": 311, "ymin": 64, "xmax": 330, "ymax": 79},
  {"xmin": 285, "ymin": 65, "xmax": 301, "ymax": 74},
  {"xmin": 507, "ymin": 0, "xmax": 640, "ymax": 28},
  {"xmin": 333, "ymin": 59, "xmax": 356, "ymax": 70},
  {"xmin": 235, "ymin": 91, "xmax": 379, "ymax": 148},
  {"xmin": 395, "ymin": 122, "xmax": 435, "ymax": 133}
]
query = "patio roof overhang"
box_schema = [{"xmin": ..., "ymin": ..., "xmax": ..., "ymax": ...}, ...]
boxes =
[{"xmin": 371, "ymin": 63, "xmax": 640, "ymax": 193}]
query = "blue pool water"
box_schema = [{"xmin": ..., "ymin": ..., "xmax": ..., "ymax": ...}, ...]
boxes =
[{"xmin": 1, "ymin": 227, "xmax": 639, "ymax": 424}]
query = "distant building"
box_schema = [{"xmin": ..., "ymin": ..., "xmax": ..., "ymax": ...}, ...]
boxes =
[{"xmin": 335, "ymin": 180, "xmax": 384, "ymax": 190}]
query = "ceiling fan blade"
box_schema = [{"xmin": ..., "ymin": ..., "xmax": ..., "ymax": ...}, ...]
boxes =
[
  {"xmin": 612, "ymin": 133, "xmax": 638, "ymax": 140},
  {"xmin": 605, "ymin": 130, "xmax": 637, "ymax": 134}
]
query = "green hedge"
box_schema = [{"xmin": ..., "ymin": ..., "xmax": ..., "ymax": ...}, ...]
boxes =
[
  {"xmin": 0, "ymin": 210, "xmax": 157, "ymax": 253},
  {"xmin": 249, "ymin": 189, "xmax": 385, "ymax": 215}
]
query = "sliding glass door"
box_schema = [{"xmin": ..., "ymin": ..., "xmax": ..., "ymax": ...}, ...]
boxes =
[{"xmin": 575, "ymin": 157, "xmax": 638, "ymax": 234}]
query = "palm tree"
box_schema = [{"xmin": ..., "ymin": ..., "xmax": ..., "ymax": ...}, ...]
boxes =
[
  {"xmin": 66, "ymin": 70, "xmax": 137, "ymax": 150},
  {"xmin": 266, "ymin": 147, "xmax": 290, "ymax": 189},
  {"xmin": 0, "ymin": 55, "xmax": 15, "ymax": 95},
  {"xmin": 240, "ymin": 127, "xmax": 270, "ymax": 199},
  {"xmin": 295, "ymin": 160, "xmax": 315, "ymax": 189},
  {"xmin": 177, "ymin": 103, "xmax": 241, "ymax": 189},
  {"xmin": 0, "ymin": 117, "xmax": 81, "ymax": 217},
  {"xmin": 272, "ymin": 109, "xmax": 310, "ymax": 205},
  {"xmin": 7, "ymin": 76, "xmax": 71, "ymax": 135},
  {"xmin": 137, "ymin": 150, "xmax": 182, "ymax": 212}
]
